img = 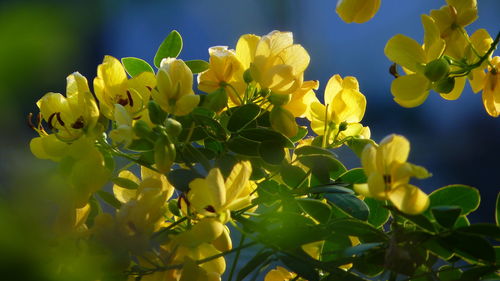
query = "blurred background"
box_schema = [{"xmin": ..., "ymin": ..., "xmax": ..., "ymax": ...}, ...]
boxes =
[{"xmin": 0, "ymin": 0, "xmax": 499, "ymax": 272}]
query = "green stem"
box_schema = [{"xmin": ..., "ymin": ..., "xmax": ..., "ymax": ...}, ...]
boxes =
[
  {"xmin": 228, "ymin": 234, "xmax": 246, "ymax": 281},
  {"xmin": 151, "ymin": 217, "xmax": 188, "ymax": 239}
]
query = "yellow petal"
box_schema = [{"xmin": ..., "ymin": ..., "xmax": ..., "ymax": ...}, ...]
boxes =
[
  {"xmin": 235, "ymin": 34, "xmax": 260, "ymax": 69},
  {"xmin": 224, "ymin": 161, "xmax": 252, "ymax": 205},
  {"xmin": 378, "ymin": 134, "xmax": 410, "ymax": 166},
  {"xmin": 332, "ymin": 88, "xmax": 366, "ymax": 124},
  {"xmin": 113, "ymin": 170, "xmax": 140, "ymax": 203},
  {"xmin": 336, "ymin": 0, "xmax": 381, "ymax": 24},
  {"xmin": 391, "ymin": 74, "xmax": 430, "ymax": 108},
  {"xmin": 421, "ymin": 14, "xmax": 445, "ymax": 60},
  {"xmin": 174, "ymin": 94, "xmax": 200, "ymax": 116},
  {"xmin": 279, "ymin": 44, "xmax": 310, "ymax": 76},
  {"xmin": 324, "ymin": 74, "xmax": 343, "ymax": 105},
  {"xmin": 188, "ymin": 168, "xmax": 226, "ymax": 212},
  {"xmin": 388, "ymin": 184, "xmax": 429, "ymax": 215},
  {"xmin": 385, "ymin": 35, "xmax": 426, "ymax": 73},
  {"xmin": 367, "ymin": 172, "xmax": 387, "ymax": 200}
]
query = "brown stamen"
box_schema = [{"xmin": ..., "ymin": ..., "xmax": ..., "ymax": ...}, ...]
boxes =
[
  {"xmin": 56, "ymin": 112, "xmax": 65, "ymax": 126},
  {"xmin": 117, "ymin": 96, "xmax": 129, "ymax": 106},
  {"xmin": 383, "ymin": 174, "xmax": 392, "ymax": 184},
  {"xmin": 71, "ymin": 116, "xmax": 84, "ymax": 129},
  {"xmin": 47, "ymin": 112, "xmax": 57, "ymax": 130},
  {"xmin": 205, "ymin": 205, "xmax": 216, "ymax": 213},
  {"xmin": 127, "ymin": 90, "xmax": 134, "ymax": 107},
  {"xmin": 27, "ymin": 113, "xmax": 36, "ymax": 130},
  {"xmin": 389, "ymin": 63, "xmax": 399, "ymax": 78}
]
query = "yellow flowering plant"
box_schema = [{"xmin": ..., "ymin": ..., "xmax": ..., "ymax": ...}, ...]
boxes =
[{"xmin": 23, "ymin": 2, "xmax": 500, "ymax": 280}]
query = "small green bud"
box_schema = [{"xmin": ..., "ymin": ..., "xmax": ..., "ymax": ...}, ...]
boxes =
[
  {"xmin": 433, "ymin": 77, "xmax": 455, "ymax": 94},
  {"xmin": 268, "ymin": 93, "xmax": 291, "ymax": 106},
  {"xmin": 243, "ymin": 69, "xmax": 253, "ymax": 83},
  {"xmin": 164, "ymin": 118, "xmax": 182, "ymax": 137},
  {"xmin": 203, "ymin": 88, "xmax": 228, "ymax": 113},
  {"xmin": 259, "ymin": 88, "xmax": 271, "ymax": 98},
  {"xmin": 133, "ymin": 120, "xmax": 152, "ymax": 138},
  {"xmin": 338, "ymin": 121, "xmax": 348, "ymax": 132},
  {"xmin": 148, "ymin": 100, "xmax": 167, "ymax": 125},
  {"xmin": 424, "ymin": 58, "xmax": 450, "ymax": 82},
  {"xmin": 154, "ymin": 135, "xmax": 176, "ymax": 173},
  {"xmin": 168, "ymin": 199, "xmax": 181, "ymax": 217}
]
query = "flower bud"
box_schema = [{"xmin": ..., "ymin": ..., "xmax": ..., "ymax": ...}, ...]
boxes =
[
  {"xmin": 203, "ymin": 88, "xmax": 228, "ymax": 113},
  {"xmin": 154, "ymin": 135, "xmax": 176, "ymax": 173},
  {"xmin": 243, "ymin": 69, "xmax": 253, "ymax": 83},
  {"xmin": 433, "ymin": 77, "xmax": 455, "ymax": 94},
  {"xmin": 133, "ymin": 120, "xmax": 152, "ymax": 138},
  {"xmin": 268, "ymin": 93, "xmax": 292, "ymax": 106},
  {"xmin": 148, "ymin": 100, "xmax": 167, "ymax": 125},
  {"xmin": 424, "ymin": 58, "xmax": 450, "ymax": 82},
  {"xmin": 270, "ymin": 106, "xmax": 298, "ymax": 137},
  {"xmin": 164, "ymin": 118, "xmax": 182, "ymax": 137}
]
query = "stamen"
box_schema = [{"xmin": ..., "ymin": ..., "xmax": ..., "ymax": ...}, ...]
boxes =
[
  {"xmin": 205, "ymin": 205, "xmax": 216, "ymax": 213},
  {"xmin": 117, "ymin": 96, "xmax": 129, "ymax": 106},
  {"xmin": 146, "ymin": 86, "xmax": 152, "ymax": 91},
  {"xmin": 383, "ymin": 174, "xmax": 392, "ymax": 184},
  {"xmin": 56, "ymin": 112, "xmax": 65, "ymax": 126},
  {"xmin": 389, "ymin": 63, "xmax": 399, "ymax": 78},
  {"xmin": 47, "ymin": 112, "xmax": 57, "ymax": 130},
  {"xmin": 127, "ymin": 90, "xmax": 134, "ymax": 107},
  {"xmin": 71, "ymin": 116, "xmax": 84, "ymax": 129},
  {"xmin": 27, "ymin": 113, "xmax": 36, "ymax": 130}
]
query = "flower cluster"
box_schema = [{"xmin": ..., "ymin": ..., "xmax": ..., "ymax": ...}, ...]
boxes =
[
  {"xmin": 26, "ymin": 10, "xmax": 500, "ymax": 279},
  {"xmin": 384, "ymin": 0, "xmax": 500, "ymax": 116}
]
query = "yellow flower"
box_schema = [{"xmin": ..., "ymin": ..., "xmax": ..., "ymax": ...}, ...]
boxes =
[
  {"xmin": 30, "ymin": 134, "xmax": 69, "ymax": 161},
  {"xmin": 94, "ymin": 55, "xmax": 155, "ymax": 119},
  {"xmin": 464, "ymin": 29, "xmax": 494, "ymax": 93},
  {"xmin": 283, "ymin": 80, "xmax": 319, "ymax": 118},
  {"xmin": 385, "ymin": 15, "xmax": 466, "ymax": 107},
  {"xmin": 336, "ymin": 0, "xmax": 381, "ymax": 24},
  {"xmin": 264, "ymin": 266, "xmax": 297, "ymax": 281},
  {"xmin": 151, "ymin": 58, "xmax": 200, "ymax": 116},
  {"xmin": 35, "ymin": 72, "xmax": 99, "ymax": 142},
  {"xmin": 354, "ymin": 134, "xmax": 431, "ymax": 215},
  {"xmin": 308, "ymin": 75, "xmax": 367, "ymax": 145},
  {"xmin": 109, "ymin": 104, "xmax": 134, "ymax": 147},
  {"xmin": 188, "ymin": 161, "xmax": 254, "ymax": 223},
  {"xmin": 198, "ymin": 46, "xmax": 246, "ymax": 106},
  {"xmin": 430, "ymin": 0, "xmax": 478, "ymax": 59},
  {"xmin": 236, "ymin": 31, "xmax": 310, "ymax": 95},
  {"xmin": 479, "ymin": 56, "xmax": 500, "ymax": 117}
]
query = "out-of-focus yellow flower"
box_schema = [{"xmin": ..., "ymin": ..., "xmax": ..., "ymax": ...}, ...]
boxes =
[
  {"xmin": 308, "ymin": 75, "xmax": 367, "ymax": 145},
  {"xmin": 283, "ymin": 80, "xmax": 319, "ymax": 118},
  {"xmin": 36, "ymin": 72, "xmax": 99, "ymax": 142},
  {"xmin": 109, "ymin": 104, "xmax": 134, "ymax": 147},
  {"xmin": 430, "ymin": 0, "xmax": 478, "ymax": 59},
  {"xmin": 264, "ymin": 266, "xmax": 297, "ymax": 281},
  {"xmin": 151, "ymin": 58, "xmax": 200, "ymax": 116},
  {"xmin": 465, "ymin": 29, "xmax": 494, "ymax": 93},
  {"xmin": 354, "ymin": 135, "xmax": 431, "ymax": 215},
  {"xmin": 336, "ymin": 0, "xmax": 381, "ymax": 24},
  {"xmin": 94, "ymin": 55, "xmax": 155, "ymax": 119},
  {"xmin": 30, "ymin": 134, "xmax": 69, "ymax": 161},
  {"xmin": 236, "ymin": 31, "xmax": 310, "ymax": 95},
  {"xmin": 385, "ymin": 15, "xmax": 466, "ymax": 107},
  {"xmin": 198, "ymin": 46, "xmax": 246, "ymax": 106},
  {"xmin": 188, "ymin": 161, "xmax": 254, "ymax": 223}
]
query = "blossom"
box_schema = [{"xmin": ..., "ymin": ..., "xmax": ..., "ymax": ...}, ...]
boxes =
[
  {"xmin": 236, "ymin": 31, "xmax": 310, "ymax": 95},
  {"xmin": 151, "ymin": 58, "xmax": 200, "ymax": 116},
  {"xmin": 479, "ymin": 56, "xmax": 500, "ymax": 117},
  {"xmin": 385, "ymin": 15, "xmax": 466, "ymax": 107},
  {"xmin": 308, "ymin": 75, "xmax": 368, "ymax": 145},
  {"xmin": 94, "ymin": 55, "xmax": 155, "ymax": 119},
  {"xmin": 35, "ymin": 72, "xmax": 99, "ymax": 142},
  {"xmin": 354, "ymin": 134, "xmax": 431, "ymax": 215},
  {"xmin": 264, "ymin": 266, "xmax": 297, "ymax": 281},
  {"xmin": 336, "ymin": 0, "xmax": 381, "ymax": 24},
  {"xmin": 188, "ymin": 161, "xmax": 255, "ymax": 223}
]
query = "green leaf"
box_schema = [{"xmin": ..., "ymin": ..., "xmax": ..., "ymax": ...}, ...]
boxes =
[
  {"xmin": 185, "ymin": 59, "xmax": 209, "ymax": 73},
  {"xmin": 456, "ymin": 224, "xmax": 500, "ymax": 240},
  {"xmin": 289, "ymin": 126, "xmax": 308, "ymax": 142},
  {"xmin": 325, "ymin": 193, "xmax": 369, "ymax": 221},
  {"xmin": 454, "ymin": 216, "xmax": 470, "ymax": 228},
  {"xmin": 364, "ymin": 198, "xmax": 390, "ymax": 228},
  {"xmin": 281, "ymin": 164, "xmax": 307, "ymax": 188},
  {"xmin": 308, "ymin": 185, "xmax": 353, "ymax": 194},
  {"xmin": 240, "ymin": 128, "xmax": 294, "ymax": 148},
  {"xmin": 327, "ymin": 218, "xmax": 388, "ymax": 242},
  {"xmin": 297, "ymin": 198, "xmax": 332, "ymax": 224},
  {"xmin": 343, "ymin": 242, "xmax": 383, "ymax": 258},
  {"xmin": 346, "ymin": 137, "xmax": 375, "ymax": 158},
  {"xmin": 191, "ymin": 112, "xmax": 227, "ymax": 141},
  {"xmin": 121, "ymin": 57, "xmax": 154, "ymax": 77},
  {"xmin": 459, "ymin": 266, "xmax": 499, "ymax": 281},
  {"xmin": 227, "ymin": 104, "xmax": 261, "ymax": 132},
  {"xmin": 127, "ymin": 139, "xmax": 154, "ymax": 152},
  {"xmin": 154, "ymin": 30, "xmax": 183, "ymax": 68},
  {"xmin": 259, "ymin": 140, "xmax": 285, "ymax": 165},
  {"xmin": 227, "ymin": 136, "xmax": 260, "ymax": 156},
  {"xmin": 280, "ymin": 254, "xmax": 320, "ymax": 281},
  {"xmin": 443, "ymin": 232, "xmax": 496, "ymax": 263},
  {"xmin": 388, "ymin": 206, "xmax": 436, "ymax": 233},
  {"xmin": 431, "ymin": 206, "xmax": 462, "ymax": 229},
  {"xmin": 295, "ymin": 145, "xmax": 336, "ymax": 157},
  {"xmin": 428, "ymin": 185, "xmax": 480, "ymax": 216},
  {"xmin": 496, "ymin": 192, "xmax": 500, "ymax": 226},
  {"xmin": 298, "ymin": 154, "xmax": 346, "ymax": 184},
  {"xmin": 236, "ymin": 250, "xmax": 273, "ymax": 281},
  {"xmin": 337, "ymin": 168, "xmax": 367, "ymax": 184},
  {"xmin": 423, "ymin": 237, "xmax": 454, "ymax": 260},
  {"xmin": 86, "ymin": 195, "xmax": 102, "ymax": 228},
  {"xmin": 97, "ymin": 190, "xmax": 122, "ymax": 209},
  {"xmin": 111, "ymin": 177, "xmax": 139, "ymax": 190}
]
